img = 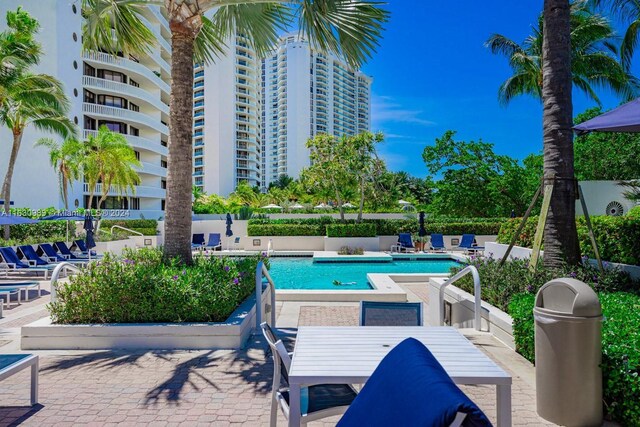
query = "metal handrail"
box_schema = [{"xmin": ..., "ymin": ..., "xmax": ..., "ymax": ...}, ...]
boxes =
[
  {"xmin": 111, "ymin": 225, "xmax": 143, "ymax": 236},
  {"xmin": 255, "ymin": 261, "xmax": 276, "ymax": 331},
  {"xmin": 50, "ymin": 262, "xmax": 82, "ymax": 303},
  {"xmin": 439, "ymin": 265, "xmax": 483, "ymax": 331}
]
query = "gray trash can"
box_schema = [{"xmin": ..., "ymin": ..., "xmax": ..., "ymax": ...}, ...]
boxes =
[{"xmin": 534, "ymin": 278, "xmax": 602, "ymax": 427}]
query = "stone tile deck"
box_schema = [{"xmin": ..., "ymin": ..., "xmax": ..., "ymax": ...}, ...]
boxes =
[{"xmin": 0, "ymin": 279, "xmax": 563, "ymax": 426}]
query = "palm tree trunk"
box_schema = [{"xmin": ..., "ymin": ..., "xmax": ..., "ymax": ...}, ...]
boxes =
[
  {"xmin": 542, "ymin": 0, "xmax": 580, "ymax": 267},
  {"xmin": 163, "ymin": 23, "xmax": 197, "ymax": 264},
  {"xmin": 2, "ymin": 131, "xmax": 23, "ymax": 239}
]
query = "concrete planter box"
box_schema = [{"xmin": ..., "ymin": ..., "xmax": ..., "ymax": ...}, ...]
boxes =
[
  {"xmin": 241, "ymin": 236, "xmax": 325, "ymax": 251},
  {"xmin": 324, "ymin": 237, "xmax": 380, "ymax": 252},
  {"xmin": 426, "ymin": 277, "xmax": 515, "ymax": 349},
  {"xmin": 21, "ymin": 286, "xmax": 272, "ymax": 350}
]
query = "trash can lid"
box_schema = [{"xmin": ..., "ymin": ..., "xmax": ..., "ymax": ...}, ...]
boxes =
[{"xmin": 535, "ymin": 278, "xmax": 601, "ymax": 317}]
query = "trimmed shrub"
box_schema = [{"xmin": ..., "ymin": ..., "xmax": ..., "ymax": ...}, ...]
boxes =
[
  {"xmin": 48, "ymin": 248, "xmax": 265, "ymax": 323},
  {"xmin": 7, "ymin": 221, "xmax": 70, "ymax": 242},
  {"xmin": 326, "ymin": 223, "xmax": 376, "ymax": 237},
  {"xmin": 627, "ymin": 205, "xmax": 640, "ymax": 220},
  {"xmin": 247, "ymin": 223, "xmax": 325, "ymax": 236},
  {"xmin": 338, "ymin": 246, "xmax": 364, "ymax": 255},
  {"xmin": 509, "ymin": 292, "xmax": 640, "ymax": 426},
  {"xmin": 100, "ymin": 219, "xmax": 159, "ymax": 237},
  {"xmin": 498, "ymin": 216, "xmax": 640, "ymax": 265}
]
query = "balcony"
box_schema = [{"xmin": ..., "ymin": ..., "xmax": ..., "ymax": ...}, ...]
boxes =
[
  {"xmin": 83, "ymin": 51, "xmax": 169, "ymax": 94},
  {"xmin": 193, "ymin": 131, "xmax": 204, "ymax": 137},
  {"xmin": 194, "ymin": 159, "xmax": 203, "ymax": 167},
  {"xmin": 83, "ymin": 130, "xmax": 167, "ymax": 156},
  {"xmin": 83, "ymin": 183, "xmax": 166, "ymax": 199},
  {"xmin": 83, "ymin": 102, "xmax": 169, "ymax": 135},
  {"xmin": 83, "ymin": 76, "xmax": 169, "ymax": 115},
  {"xmin": 135, "ymin": 161, "xmax": 167, "ymax": 177},
  {"xmin": 148, "ymin": 6, "xmax": 170, "ymax": 33},
  {"xmin": 194, "ymin": 140, "xmax": 204, "ymax": 147},
  {"xmin": 138, "ymin": 14, "xmax": 171, "ymax": 54}
]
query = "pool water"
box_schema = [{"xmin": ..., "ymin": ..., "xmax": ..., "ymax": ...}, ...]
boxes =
[{"xmin": 268, "ymin": 257, "xmax": 461, "ymax": 290}]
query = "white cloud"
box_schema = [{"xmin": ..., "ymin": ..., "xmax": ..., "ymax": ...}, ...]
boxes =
[{"xmin": 371, "ymin": 94, "xmax": 436, "ymax": 129}]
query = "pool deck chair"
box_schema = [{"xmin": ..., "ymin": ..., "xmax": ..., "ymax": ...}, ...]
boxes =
[
  {"xmin": 18, "ymin": 245, "xmax": 52, "ymax": 266},
  {"xmin": 430, "ymin": 233, "xmax": 446, "ymax": 252},
  {"xmin": 260, "ymin": 322, "xmax": 356, "ymax": 427},
  {"xmin": 0, "ymin": 354, "xmax": 39, "ymax": 406},
  {"xmin": 457, "ymin": 234, "xmax": 484, "ymax": 254},
  {"xmin": 205, "ymin": 233, "xmax": 222, "ymax": 251},
  {"xmin": 360, "ymin": 301, "xmax": 423, "ymax": 326},
  {"xmin": 336, "ymin": 338, "xmax": 491, "ymax": 427},
  {"xmin": 396, "ymin": 233, "xmax": 416, "ymax": 253},
  {"xmin": 0, "ymin": 247, "xmax": 53, "ymax": 279},
  {"xmin": 37, "ymin": 244, "xmax": 86, "ymax": 266},
  {"xmin": 191, "ymin": 233, "xmax": 205, "ymax": 250},
  {"xmin": 54, "ymin": 241, "xmax": 88, "ymax": 260},
  {"xmin": 72, "ymin": 240, "xmax": 100, "ymax": 258}
]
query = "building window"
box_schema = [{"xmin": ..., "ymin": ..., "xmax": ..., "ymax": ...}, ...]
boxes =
[
  {"xmin": 134, "ymin": 151, "xmax": 140, "ymax": 161},
  {"xmin": 98, "ymin": 95, "xmax": 127, "ymax": 109},
  {"xmin": 161, "ymin": 159, "xmax": 168, "ymax": 168},
  {"xmin": 161, "ymin": 199, "xmax": 166, "ymax": 210},
  {"xmin": 98, "ymin": 120, "xmax": 127, "ymax": 134},
  {"xmin": 97, "ymin": 69, "xmax": 126, "ymax": 83},
  {"xmin": 161, "ymin": 180, "xmax": 166, "ymax": 189},
  {"xmin": 84, "ymin": 89, "xmax": 95, "ymax": 103},
  {"xmin": 73, "ymin": 32, "xmax": 78, "ymax": 42},
  {"xmin": 129, "ymin": 102, "xmax": 140, "ymax": 112},
  {"xmin": 130, "ymin": 126, "xmax": 139, "ymax": 136},
  {"xmin": 129, "ymin": 79, "xmax": 140, "ymax": 88},
  {"xmin": 130, "ymin": 197, "xmax": 140, "ymax": 210},
  {"xmin": 84, "ymin": 116, "xmax": 96, "ymax": 131},
  {"xmin": 83, "ymin": 63, "xmax": 96, "ymax": 77}
]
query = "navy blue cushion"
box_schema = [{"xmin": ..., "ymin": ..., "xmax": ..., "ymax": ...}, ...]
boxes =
[
  {"xmin": 337, "ymin": 338, "xmax": 492, "ymax": 427},
  {"xmin": 0, "ymin": 247, "xmax": 29, "ymax": 268},
  {"xmin": 18, "ymin": 245, "xmax": 48, "ymax": 266}
]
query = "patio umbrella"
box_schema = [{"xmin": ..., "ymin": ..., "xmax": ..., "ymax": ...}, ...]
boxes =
[
  {"xmin": 418, "ymin": 212, "xmax": 428, "ymax": 253},
  {"xmin": 225, "ymin": 213, "xmax": 233, "ymax": 251},
  {"xmin": 342, "ymin": 202, "xmax": 355, "ymax": 208},
  {"xmin": 574, "ymin": 98, "xmax": 640, "ymax": 135},
  {"xmin": 0, "ymin": 214, "xmax": 39, "ymax": 225},
  {"xmin": 84, "ymin": 213, "xmax": 96, "ymax": 261},
  {"xmin": 398, "ymin": 200, "xmax": 411, "ymax": 206},
  {"xmin": 40, "ymin": 213, "xmax": 85, "ymax": 242},
  {"xmin": 289, "ymin": 203, "xmax": 304, "ymax": 210},
  {"xmin": 261, "ymin": 204, "xmax": 282, "ymax": 209},
  {"xmin": 314, "ymin": 203, "xmax": 330, "ymax": 209}
]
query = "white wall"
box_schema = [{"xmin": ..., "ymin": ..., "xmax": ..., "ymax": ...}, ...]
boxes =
[{"xmin": 576, "ymin": 180, "xmax": 637, "ymax": 216}]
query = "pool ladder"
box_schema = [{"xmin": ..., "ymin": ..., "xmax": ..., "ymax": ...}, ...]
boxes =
[{"xmin": 255, "ymin": 261, "xmax": 276, "ymax": 331}]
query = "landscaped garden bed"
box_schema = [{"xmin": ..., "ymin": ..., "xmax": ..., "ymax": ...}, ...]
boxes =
[{"xmin": 22, "ymin": 248, "xmax": 270, "ymax": 350}]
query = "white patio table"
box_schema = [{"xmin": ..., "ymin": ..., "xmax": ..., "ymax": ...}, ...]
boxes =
[{"xmin": 287, "ymin": 326, "xmax": 511, "ymax": 427}]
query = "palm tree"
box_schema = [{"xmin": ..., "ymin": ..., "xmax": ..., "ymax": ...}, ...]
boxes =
[
  {"xmin": 540, "ymin": 0, "xmax": 582, "ymax": 267},
  {"xmin": 0, "ymin": 72, "xmax": 75, "ymax": 238},
  {"xmin": 35, "ymin": 137, "xmax": 85, "ymax": 209},
  {"xmin": 81, "ymin": 0, "xmax": 389, "ymax": 264},
  {"xmin": 486, "ymin": 0, "xmax": 639, "ymax": 106},
  {"xmin": 83, "ymin": 126, "xmax": 141, "ymax": 210},
  {"xmin": 591, "ymin": 0, "xmax": 640, "ymax": 68}
]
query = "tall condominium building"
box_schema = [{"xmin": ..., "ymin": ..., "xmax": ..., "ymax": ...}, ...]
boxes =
[
  {"xmin": 261, "ymin": 33, "xmax": 372, "ymax": 189},
  {"xmin": 0, "ymin": 1, "xmax": 169, "ymax": 218},
  {"xmin": 192, "ymin": 34, "xmax": 262, "ymax": 196}
]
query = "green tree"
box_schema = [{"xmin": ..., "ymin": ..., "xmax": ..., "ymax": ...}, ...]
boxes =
[
  {"xmin": 486, "ymin": 1, "xmax": 639, "ymax": 105},
  {"xmin": 35, "ymin": 137, "xmax": 85, "ymax": 209},
  {"xmin": 348, "ymin": 132, "xmax": 384, "ymax": 222},
  {"xmin": 303, "ymin": 134, "xmax": 356, "ymax": 221},
  {"xmin": 268, "ymin": 174, "xmax": 294, "ymax": 191},
  {"xmin": 83, "ymin": 126, "xmax": 141, "ymax": 210},
  {"xmin": 82, "ymin": 0, "xmax": 389, "ymax": 264},
  {"xmin": 422, "ymin": 131, "xmax": 541, "ymax": 217},
  {"xmin": 573, "ymin": 107, "xmax": 640, "ymax": 180},
  {"xmin": 591, "ymin": 0, "xmax": 640, "ymax": 68}
]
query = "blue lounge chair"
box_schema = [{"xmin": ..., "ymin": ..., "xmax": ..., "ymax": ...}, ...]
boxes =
[
  {"xmin": 457, "ymin": 234, "xmax": 483, "ymax": 254},
  {"xmin": 0, "ymin": 247, "xmax": 53, "ymax": 278},
  {"xmin": 360, "ymin": 301, "xmax": 423, "ymax": 326},
  {"xmin": 191, "ymin": 233, "xmax": 205, "ymax": 249},
  {"xmin": 430, "ymin": 233, "xmax": 446, "ymax": 251},
  {"xmin": 17, "ymin": 245, "xmax": 50, "ymax": 266},
  {"xmin": 54, "ymin": 241, "xmax": 87, "ymax": 260},
  {"xmin": 205, "ymin": 233, "xmax": 222, "ymax": 251},
  {"xmin": 397, "ymin": 233, "xmax": 416, "ymax": 252},
  {"xmin": 337, "ymin": 338, "xmax": 492, "ymax": 427},
  {"xmin": 73, "ymin": 240, "xmax": 99, "ymax": 257},
  {"xmin": 37, "ymin": 244, "xmax": 86, "ymax": 265},
  {"xmin": 260, "ymin": 322, "xmax": 356, "ymax": 426}
]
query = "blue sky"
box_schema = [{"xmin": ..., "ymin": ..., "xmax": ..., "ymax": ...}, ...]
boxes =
[{"xmin": 361, "ymin": 1, "xmax": 632, "ymax": 177}]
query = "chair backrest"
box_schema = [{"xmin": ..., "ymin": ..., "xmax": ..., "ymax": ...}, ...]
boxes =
[
  {"xmin": 18, "ymin": 245, "xmax": 47, "ymax": 265},
  {"xmin": 207, "ymin": 233, "xmax": 221, "ymax": 246},
  {"xmin": 54, "ymin": 241, "xmax": 75, "ymax": 258},
  {"xmin": 0, "ymin": 247, "xmax": 28, "ymax": 268},
  {"xmin": 75, "ymin": 239, "xmax": 88, "ymax": 252},
  {"xmin": 234, "ymin": 237, "xmax": 241, "ymax": 244},
  {"xmin": 336, "ymin": 338, "xmax": 491, "ymax": 427},
  {"xmin": 360, "ymin": 301, "xmax": 423, "ymax": 326},
  {"xmin": 430, "ymin": 233, "xmax": 445, "ymax": 248},
  {"xmin": 397, "ymin": 233, "xmax": 414, "ymax": 248},
  {"xmin": 260, "ymin": 322, "xmax": 290, "ymax": 385},
  {"xmin": 38, "ymin": 244, "xmax": 65, "ymax": 261},
  {"xmin": 458, "ymin": 234, "xmax": 475, "ymax": 248},
  {"xmin": 192, "ymin": 233, "xmax": 205, "ymax": 245}
]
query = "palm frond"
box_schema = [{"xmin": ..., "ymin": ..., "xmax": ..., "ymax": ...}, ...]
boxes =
[{"xmin": 81, "ymin": 0, "xmax": 157, "ymax": 56}]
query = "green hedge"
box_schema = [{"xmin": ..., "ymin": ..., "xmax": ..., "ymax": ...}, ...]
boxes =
[
  {"xmin": 326, "ymin": 223, "xmax": 377, "ymax": 237},
  {"xmin": 497, "ymin": 216, "xmax": 640, "ymax": 265},
  {"xmin": 100, "ymin": 219, "xmax": 158, "ymax": 229},
  {"xmin": 247, "ymin": 223, "xmax": 326, "ymax": 236},
  {"xmin": 509, "ymin": 292, "xmax": 640, "ymax": 425},
  {"xmin": 6, "ymin": 221, "xmax": 70, "ymax": 242}
]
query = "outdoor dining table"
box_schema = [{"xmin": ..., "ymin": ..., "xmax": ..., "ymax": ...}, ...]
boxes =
[{"xmin": 287, "ymin": 326, "xmax": 512, "ymax": 427}]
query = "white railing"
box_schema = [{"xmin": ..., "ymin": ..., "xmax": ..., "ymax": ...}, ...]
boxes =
[
  {"xmin": 82, "ymin": 183, "xmax": 165, "ymax": 199},
  {"xmin": 82, "ymin": 76, "xmax": 169, "ymax": 115},
  {"xmin": 148, "ymin": 48, "xmax": 170, "ymax": 75},
  {"xmin": 50, "ymin": 262, "xmax": 83, "ymax": 303},
  {"xmin": 83, "ymin": 103, "xmax": 169, "ymax": 135},
  {"xmin": 83, "ymin": 130, "xmax": 168, "ymax": 156},
  {"xmin": 255, "ymin": 261, "xmax": 276, "ymax": 330},
  {"xmin": 136, "ymin": 161, "xmax": 167, "ymax": 177},
  {"xmin": 83, "ymin": 51, "xmax": 170, "ymax": 94},
  {"xmin": 138, "ymin": 15, "xmax": 171, "ymax": 54},
  {"xmin": 439, "ymin": 265, "xmax": 483, "ymax": 331},
  {"xmin": 111, "ymin": 225, "xmax": 143, "ymax": 236}
]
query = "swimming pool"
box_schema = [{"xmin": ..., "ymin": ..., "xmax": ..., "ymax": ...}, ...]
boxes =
[{"xmin": 268, "ymin": 257, "xmax": 461, "ymax": 290}]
